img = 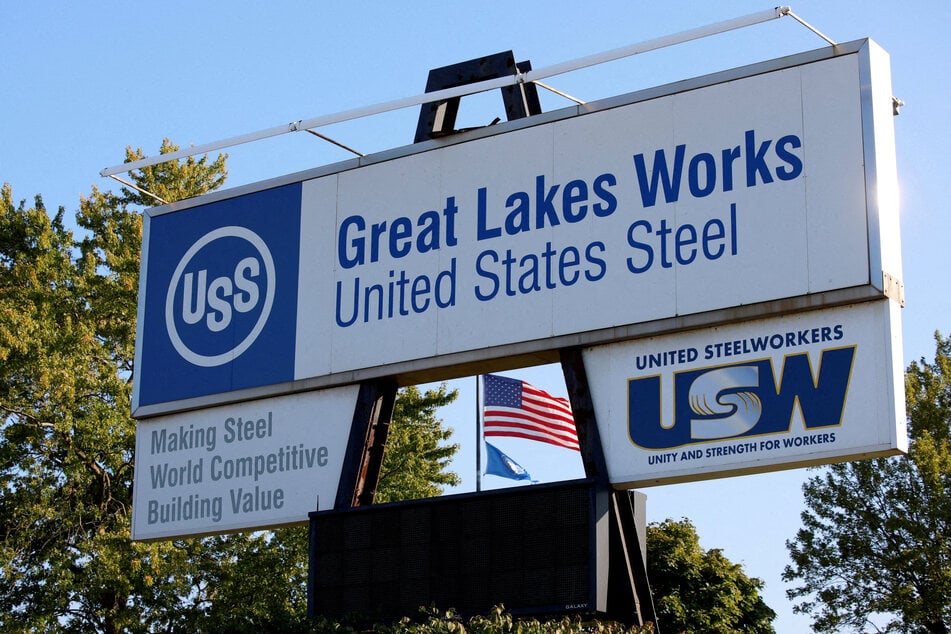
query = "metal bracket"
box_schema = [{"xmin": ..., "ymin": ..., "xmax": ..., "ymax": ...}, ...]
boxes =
[
  {"xmin": 107, "ymin": 174, "xmax": 169, "ymax": 205},
  {"xmin": 414, "ymin": 50, "xmax": 542, "ymax": 143},
  {"xmin": 883, "ymin": 271, "xmax": 905, "ymax": 307}
]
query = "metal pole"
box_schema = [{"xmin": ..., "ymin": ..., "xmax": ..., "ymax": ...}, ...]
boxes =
[
  {"xmin": 475, "ymin": 375, "xmax": 482, "ymax": 492},
  {"xmin": 783, "ymin": 8, "xmax": 838, "ymax": 45},
  {"xmin": 101, "ymin": 7, "xmax": 789, "ymax": 178}
]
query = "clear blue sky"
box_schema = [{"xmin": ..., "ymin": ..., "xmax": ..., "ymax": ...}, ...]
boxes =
[{"xmin": 4, "ymin": 2, "xmax": 950, "ymax": 631}]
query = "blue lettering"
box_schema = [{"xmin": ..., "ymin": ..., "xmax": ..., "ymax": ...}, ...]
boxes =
[
  {"xmin": 675, "ymin": 224, "xmax": 697, "ymax": 265},
  {"xmin": 702, "ymin": 218, "xmax": 725, "ymax": 259},
  {"xmin": 584, "ymin": 241, "xmax": 607, "ymax": 281},
  {"xmin": 338, "ymin": 215, "xmax": 365, "ymax": 269},
  {"xmin": 442, "ymin": 197, "xmax": 459, "ymax": 247},
  {"xmin": 338, "ymin": 197, "xmax": 459, "ymax": 266},
  {"xmin": 558, "ymin": 245, "xmax": 579, "ymax": 286},
  {"xmin": 334, "ymin": 262, "xmax": 456, "ymax": 326},
  {"xmin": 335, "ymin": 279, "xmax": 359, "ymax": 327},
  {"xmin": 688, "ymin": 152, "xmax": 717, "ymax": 198},
  {"xmin": 625, "ymin": 204, "xmax": 737, "ymax": 274},
  {"xmin": 633, "ymin": 145, "xmax": 686, "ymax": 207},
  {"xmin": 415, "ymin": 210, "xmax": 441, "ymax": 254},
  {"xmin": 721, "ymin": 146, "xmax": 741, "ymax": 192},
  {"xmin": 628, "ymin": 347, "xmax": 856, "ymax": 449},
  {"xmin": 504, "ymin": 191, "xmax": 531, "ymax": 235},
  {"xmin": 389, "ymin": 216, "xmax": 413, "ymax": 258},
  {"xmin": 474, "ymin": 250, "xmax": 500, "ymax": 300},
  {"xmin": 535, "ymin": 175, "xmax": 561, "ymax": 228},
  {"xmin": 475, "ymin": 242, "xmax": 607, "ymax": 299},
  {"xmin": 631, "ymin": 131, "xmax": 804, "ymax": 207},
  {"xmin": 477, "ymin": 187, "xmax": 501, "ymax": 240},
  {"xmin": 562, "ymin": 180, "xmax": 588, "ymax": 222},
  {"xmin": 745, "ymin": 129, "xmax": 774, "ymax": 187},
  {"xmin": 592, "ymin": 173, "xmax": 618, "ymax": 217},
  {"xmin": 626, "ymin": 220, "xmax": 654, "ymax": 274},
  {"xmin": 775, "ymin": 134, "xmax": 803, "ymax": 180}
]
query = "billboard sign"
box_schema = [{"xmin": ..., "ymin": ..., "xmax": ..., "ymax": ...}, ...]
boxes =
[
  {"xmin": 131, "ymin": 385, "xmax": 359, "ymax": 540},
  {"xmin": 133, "ymin": 39, "xmax": 899, "ymax": 418},
  {"xmin": 583, "ymin": 300, "xmax": 906, "ymax": 487}
]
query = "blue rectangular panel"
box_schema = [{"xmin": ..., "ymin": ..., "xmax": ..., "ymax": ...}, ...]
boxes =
[{"xmin": 137, "ymin": 183, "xmax": 302, "ymax": 406}]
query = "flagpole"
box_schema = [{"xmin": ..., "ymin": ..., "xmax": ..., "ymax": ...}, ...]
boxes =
[{"xmin": 475, "ymin": 375, "xmax": 482, "ymax": 492}]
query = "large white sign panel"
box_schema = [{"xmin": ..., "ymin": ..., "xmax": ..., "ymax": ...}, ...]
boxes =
[
  {"xmin": 299, "ymin": 49, "xmax": 870, "ymax": 375},
  {"xmin": 134, "ymin": 40, "xmax": 899, "ymax": 415},
  {"xmin": 583, "ymin": 300, "xmax": 906, "ymax": 488},
  {"xmin": 132, "ymin": 386, "xmax": 359, "ymax": 540}
]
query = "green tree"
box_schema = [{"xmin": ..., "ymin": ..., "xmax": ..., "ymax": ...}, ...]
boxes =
[
  {"xmin": 0, "ymin": 142, "xmax": 231, "ymax": 633},
  {"xmin": 314, "ymin": 604, "xmax": 654, "ymax": 633},
  {"xmin": 647, "ymin": 518, "xmax": 776, "ymax": 633},
  {"xmin": 0, "ymin": 141, "xmax": 465, "ymax": 633},
  {"xmin": 376, "ymin": 384, "xmax": 461, "ymax": 504},
  {"xmin": 783, "ymin": 333, "xmax": 951, "ymax": 634}
]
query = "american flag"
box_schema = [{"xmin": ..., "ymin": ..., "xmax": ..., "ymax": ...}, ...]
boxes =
[{"xmin": 482, "ymin": 373, "xmax": 580, "ymax": 451}]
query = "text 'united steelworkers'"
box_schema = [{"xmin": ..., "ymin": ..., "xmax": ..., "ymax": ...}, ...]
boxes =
[
  {"xmin": 145, "ymin": 411, "xmax": 330, "ymax": 526},
  {"xmin": 335, "ymin": 129, "xmax": 802, "ymax": 327}
]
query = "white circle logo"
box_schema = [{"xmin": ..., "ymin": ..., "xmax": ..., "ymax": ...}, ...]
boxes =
[{"xmin": 165, "ymin": 226, "xmax": 276, "ymax": 367}]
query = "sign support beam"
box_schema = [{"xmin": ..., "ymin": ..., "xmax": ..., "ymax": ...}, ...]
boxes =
[
  {"xmin": 334, "ymin": 379, "xmax": 398, "ymax": 509},
  {"xmin": 413, "ymin": 51, "xmax": 542, "ymax": 143},
  {"xmin": 561, "ymin": 346, "xmax": 610, "ymax": 484},
  {"xmin": 561, "ymin": 346, "xmax": 656, "ymax": 628}
]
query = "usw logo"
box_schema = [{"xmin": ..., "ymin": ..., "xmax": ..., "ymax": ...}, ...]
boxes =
[{"xmin": 628, "ymin": 346, "xmax": 855, "ymax": 449}]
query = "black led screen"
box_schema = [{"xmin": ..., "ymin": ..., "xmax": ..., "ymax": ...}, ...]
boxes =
[{"xmin": 309, "ymin": 479, "xmax": 607, "ymax": 620}]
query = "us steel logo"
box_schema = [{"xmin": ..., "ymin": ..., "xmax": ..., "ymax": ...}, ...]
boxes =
[{"xmin": 164, "ymin": 226, "xmax": 276, "ymax": 367}]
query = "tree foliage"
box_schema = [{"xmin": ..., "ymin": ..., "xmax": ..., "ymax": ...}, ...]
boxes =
[
  {"xmin": 376, "ymin": 384, "xmax": 461, "ymax": 504},
  {"xmin": 0, "ymin": 142, "xmax": 218, "ymax": 632},
  {"xmin": 311, "ymin": 604, "xmax": 654, "ymax": 633},
  {"xmin": 783, "ymin": 333, "xmax": 951, "ymax": 634},
  {"xmin": 0, "ymin": 143, "xmax": 265, "ymax": 633},
  {"xmin": 647, "ymin": 518, "xmax": 776, "ymax": 633},
  {"xmin": 0, "ymin": 141, "xmax": 467, "ymax": 633}
]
